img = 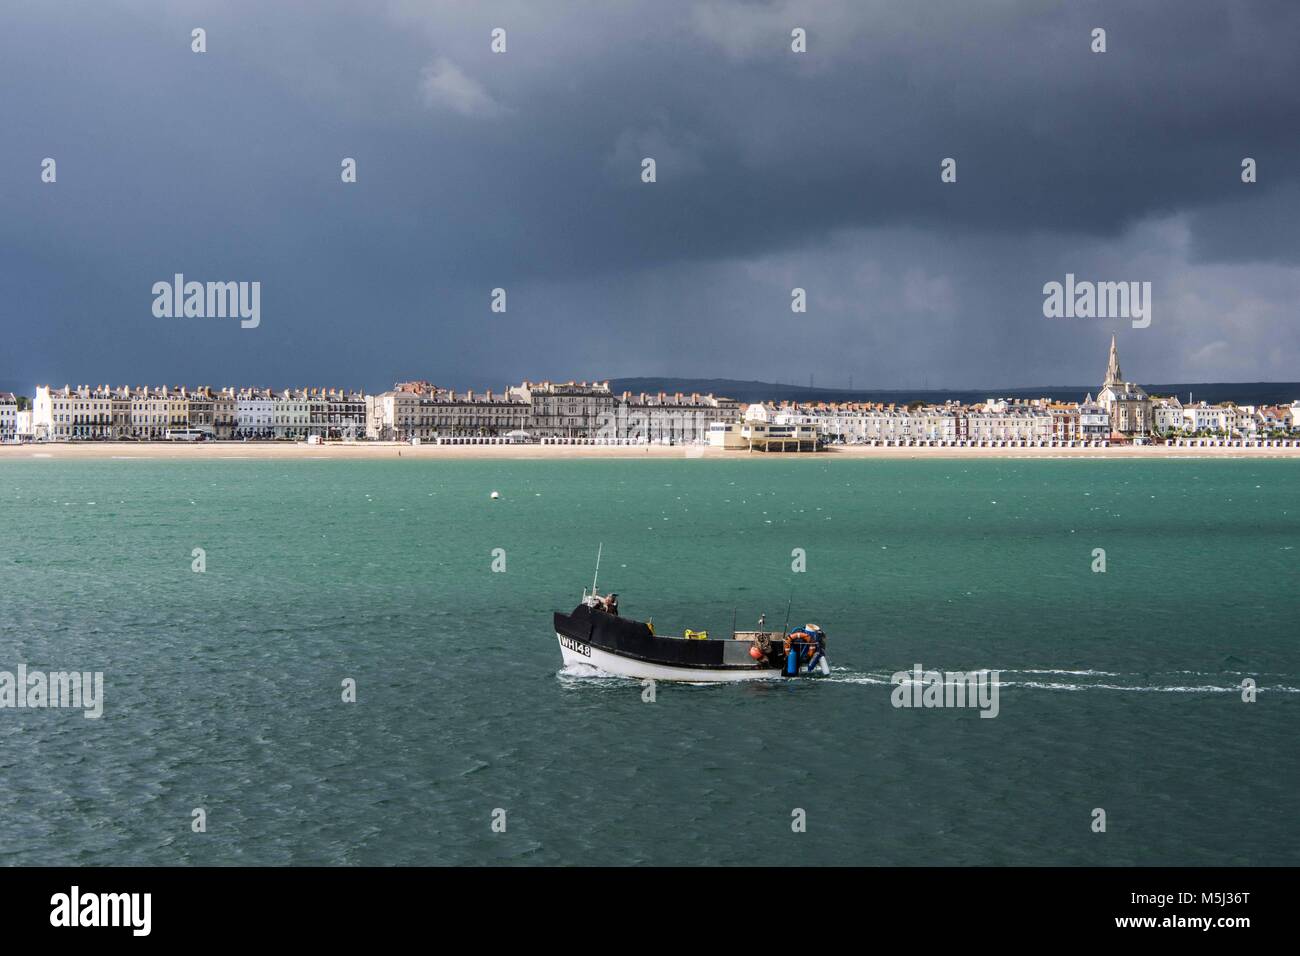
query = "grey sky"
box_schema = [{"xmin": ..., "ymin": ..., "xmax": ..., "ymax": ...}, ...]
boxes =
[{"xmin": 2, "ymin": 0, "xmax": 1297, "ymax": 392}]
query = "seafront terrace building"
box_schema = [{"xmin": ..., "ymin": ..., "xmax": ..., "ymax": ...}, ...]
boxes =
[
  {"xmin": 1079, "ymin": 398, "xmax": 1109, "ymax": 440},
  {"xmin": 508, "ymin": 380, "xmax": 616, "ymax": 439},
  {"xmin": 29, "ymin": 383, "xmax": 363, "ymax": 441},
  {"xmin": 1254, "ymin": 405, "xmax": 1294, "ymax": 435},
  {"xmin": 236, "ymin": 389, "xmax": 276, "ymax": 439},
  {"xmin": 212, "ymin": 388, "xmax": 237, "ymax": 440},
  {"xmin": 1150, "ymin": 397, "xmax": 1185, "ymax": 436},
  {"xmin": 773, "ymin": 403, "xmax": 937, "ymax": 443},
  {"xmin": 108, "ymin": 387, "xmax": 130, "ymax": 438},
  {"xmin": 0, "ymin": 393, "xmax": 17, "ymax": 442},
  {"xmin": 273, "ymin": 390, "xmax": 312, "ymax": 440},
  {"xmin": 365, "ymin": 380, "xmax": 737, "ymax": 443},
  {"xmin": 423, "ymin": 389, "xmax": 530, "ymax": 437},
  {"xmin": 1181, "ymin": 402, "xmax": 1231, "ymax": 435},
  {"xmin": 33, "ymin": 385, "xmax": 114, "ymax": 440},
  {"xmin": 366, "ymin": 386, "xmax": 422, "ymax": 441},
  {"xmin": 15, "ymin": 409, "xmax": 33, "ymax": 441},
  {"xmin": 968, "ymin": 400, "xmax": 1053, "ymax": 443},
  {"xmin": 775, "ymin": 399, "xmax": 1076, "ymax": 445},
  {"xmin": 606, "ymin": 390, "xmax": 741, "ymax": 443},
  {"xmin": 366, "ymin": 382, "xmax": 530, "ymax": 441},
  {"xmin": 129, "ymin": 386, "xmax": 182, "ymax": 439},
  {"xmin": 304, "ymin": 388, "xmax": 367, "ymax": 439},
  {"xmin": 1049, "ymin": 402, "xmax": 1082, "ymax": 442},
  {"xmin": 187, "ymin": 388, "xmax": 213, "ymax": 435},
  {"xmin": 1225, "ymin": 405, "xmax": 1257, "ymax": 438}
]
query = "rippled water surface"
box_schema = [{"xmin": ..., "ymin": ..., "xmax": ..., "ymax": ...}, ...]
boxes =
[{"xmin": 1, "ymin": 457, "xmax": 1296, "ymax": 865}]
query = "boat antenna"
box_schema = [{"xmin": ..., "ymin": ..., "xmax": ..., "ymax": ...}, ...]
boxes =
[
  {"xmin": 591, "ymin": 542, "xmax": 603, "ymax": 596},
  {"xmin": 781, "ymin": 592, "xmax": 793, "ymax": 636}
]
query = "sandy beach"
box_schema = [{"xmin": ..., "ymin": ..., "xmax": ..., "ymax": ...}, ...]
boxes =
[{"xmin": 3, "ymin": 441, "xmax": 1299, "ymax": 461}]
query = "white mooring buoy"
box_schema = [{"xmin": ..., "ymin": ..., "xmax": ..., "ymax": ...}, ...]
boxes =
[{"xmin": 490, "ymin": 490, "xmax": 500, "ymax": 500}]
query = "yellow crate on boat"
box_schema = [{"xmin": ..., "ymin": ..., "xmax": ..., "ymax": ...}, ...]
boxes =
[{"xmin": 684, "ymin": 629, "xmax": 709, "ymax": 640}]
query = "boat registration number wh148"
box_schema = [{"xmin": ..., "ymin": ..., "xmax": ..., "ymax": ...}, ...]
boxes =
[{"xmin": 559, "ymin": 636, "xmax": 592, "ymax": 657}]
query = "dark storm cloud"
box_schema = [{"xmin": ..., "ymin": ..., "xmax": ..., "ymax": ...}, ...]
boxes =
[{"xmin": 0, "ymin": 0, "xmax": 1297, "ymax": 392}]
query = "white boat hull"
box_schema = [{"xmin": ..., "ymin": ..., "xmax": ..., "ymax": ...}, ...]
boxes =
[{"xmin": 557, "ymin": 633, "xmax": 783, "ymax": 683}]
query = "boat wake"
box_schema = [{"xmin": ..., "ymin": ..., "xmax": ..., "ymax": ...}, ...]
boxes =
[
  {"xmin": 821, "ymin": 666, "xmax": 1300, "ymax": 694},
  {"xmin": 557, "ymin": 662, "xmax": 630, "ymax": 683}
]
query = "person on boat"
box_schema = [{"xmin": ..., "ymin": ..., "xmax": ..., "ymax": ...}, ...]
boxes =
[
  {"xmin": 586, "ymin": 592, "xmax": 620, "ymax": 615},
  {"xmin": 802, "ymin": 624, "xmax": 827, "ymax": 673},
  {"xmin": 784, "ymin": 624, "xmax": 826, "ymax": 673}
]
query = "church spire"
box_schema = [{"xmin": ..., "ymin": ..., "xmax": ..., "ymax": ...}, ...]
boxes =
[{"xmin": 1104, "ymin": 333, "xmax": 1123, "ymax": 386}]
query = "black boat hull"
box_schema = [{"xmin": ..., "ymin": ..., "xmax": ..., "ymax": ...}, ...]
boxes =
[{"xmin": 553, "ymin": 604, "xmax": 793, "ymax": 681}]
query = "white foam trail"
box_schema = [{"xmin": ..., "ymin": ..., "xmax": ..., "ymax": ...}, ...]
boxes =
[
  {"xmin": 823, "ymin": 675, "xmax": 893, "ymax": 685},
  {"xmin": 820, "ymin": 668, "xmax": 1300, "ymax": 694},
  {"xmin": 557, "ymin": 663, "xmax": 627, "ymax": 682},
  {"xmin": 1010, "ymin": 681, "xmax": 1299, "ymax": 693}
]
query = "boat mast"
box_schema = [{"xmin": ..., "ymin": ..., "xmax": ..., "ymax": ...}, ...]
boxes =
[{"xmin": 590, "ymin": 542, "xmax": 603, "ymax": 597}]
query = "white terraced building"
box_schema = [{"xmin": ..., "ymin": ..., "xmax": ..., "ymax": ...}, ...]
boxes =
[
  {"xmin": 773, "ymin": 404, "xmax": 929, "ymax": 443},
  {"xmin": 366, "ymin": 382, "xmax": 529, "ymax": 441},
  {"xmin": 274, "ymin": 390, "xmax": 312, "ymax": 439},
  {"xmin": 33, "ymin": 385, "xmax": 113, "ymax": 440},
  {"xmin": 236, "ymin": 389, "xmax": 276, "ymax": 439},
  {"xmin": 964, "ymin": 402, "xmax": 1053, "ymax": 443},
  {"xmin": 0, "ymin": 393, "xmax": 17, "ymax": 442},
  {"xmin": 1181, "ymin": 402, "xmax": 1231, "ymax": 434},
  {"xmin": 1224, "ymin": 405, "xmax": 1257, "ymax": 437},
  {"xmin": 1150, "ymin": 396, "xmax": 1184, "ymax": 435},
  {"xmin": 775, "ymin": 400, "xmax": 1067, "ymax": 445},
  {"xmin": 605, "ymin": 391, "xmax": 741, "ymax": 444},
  {"xmin": 1079, "ymin": 398, "xmax": 1110, "ymax": 440},
  {"xmin": 366, "ymin": 388, "xmax": 423, "ymax": 441},
  {"xmin": 128, "ymin": 386, "xmax": 185, "ymax": 439}
]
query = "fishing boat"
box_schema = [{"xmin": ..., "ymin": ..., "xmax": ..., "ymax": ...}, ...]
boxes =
[
  {"xmin": 554, "ymin": 600, "xmax": 831, "ymax": 682},
  {"xmin": 553, "ymin": 547, "xmax": 830, "ymax": 682}
]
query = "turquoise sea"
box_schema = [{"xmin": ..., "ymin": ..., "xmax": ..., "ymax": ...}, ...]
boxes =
[{"xmin": 0, "ymin": 457, "xmax": 1296, "ymax": 866}]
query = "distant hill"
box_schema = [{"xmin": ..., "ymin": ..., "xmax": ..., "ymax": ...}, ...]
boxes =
[{"xmin": 609, "ymin": 377, "xmax": 1300, "ymax": 406}]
